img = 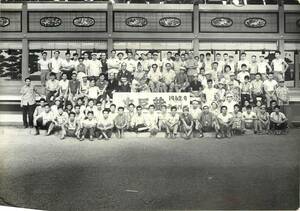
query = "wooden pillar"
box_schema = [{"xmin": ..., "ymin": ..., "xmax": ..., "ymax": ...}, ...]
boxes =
[
  {"xmin": 278, "ymin": 4, "xmax": 285, "ymax": 55},
  {"xmin": 107, "ymin": 2, "xmax": 113, "ymax": 57},
  {"xmin": 193, "ymin": 3, "xmax": 199, "ymax": 56},
  {"xmin": 295, "ymin": 53, "xmax": 300, "ymax": 87},
  {"xmin": 22, "ymin": 3, "xmax": 29, "ymax": 80}
]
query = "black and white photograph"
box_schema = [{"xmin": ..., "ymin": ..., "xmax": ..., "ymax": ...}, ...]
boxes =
[{"xmin": 0, "ymin": 0, "xmax": 299, "ymax": 210}]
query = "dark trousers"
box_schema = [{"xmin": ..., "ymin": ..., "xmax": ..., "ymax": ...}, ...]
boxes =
[
  {"xmin": 241, "ymin": 94, "xmax": 251, "ymax": 107},
  {"xmin": 22, "ymin": 104, "xmax": 36, "ymax": 127},
  {"xmin": 46, "ymin": 90, "xmax": 57, "ymax": 103},
  {"xmin": 99, "ymin": 129, "xmax": 112, "ymax": 138},
  {"xmin": 270, "ymin": 121, "xmax": 287, "ymax": 130},
  {"xmin": 82, "ymin": 127, "xmax": 95, "ymax": 137},
  {"xmin": 252, "ymin": 93, "xmax": 265, "ymax": 105},
  {"xmin": 35, "ymin": 118, "xmax": 52, "ymax": 132}
]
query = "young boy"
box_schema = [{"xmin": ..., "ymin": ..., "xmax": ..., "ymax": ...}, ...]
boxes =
[
  {"xmin": 166, "ymin": 106, "xmax": 180, "ymax": 139},
  {"xmin": 146, "ymin": 105, "xmax": 159, "ymax": 137},
  {"xmin": 80, "ymin": 111, "xmax": 97, "ymax": 141},
  {"xmin": 240, "ymin": 75, "xmax": 252, "ymax": 107},
  {"xmin": 86, "ymin": 79, "xmax": 102, "ymax": 103},
  {"xmin": 257, "ymin": 104, "xmax": 270, "ymax": 134},
  {"xmin": 48, "ymin": 105, "xmax": 69, "ymax": 139},
  {"xmin": 158, "ymin": 105, "xmax": 169, "ymax": 134},
  {"xmin": 275, "ymin": 80, "xmax": 289, "ymax": 110},
  {"xmin": 34, "ymin": 104, "xmax": 55, "ymax": 136},
  {"xmin": 242, "ymin": 105, "xmax": 258, "ymax": 134},
  {"xmin": 263, "ymin": 72, "xmax": 278, "ymax": 107},
  {"xmin": 45, "ymin": 72, "xmax": 60, "ymax": 103},
  {"xmin": 270, "ymin": 105, "xmax": 288, "ymax": 135},
  {"xmin": 97, "ymin": 108, "xmax": 114, "ymax": 140},
  {"xmin": 198, "ymin": 105, "xmax": 219, "ymax": 138},
  {"xmin": 63, "ymin": 112, "xmax": 80, "ymax": 139},
  {"xmin": 217, "ymin": 106, "xmax": 233, "ymax": 138},
  {"xmin": 237, "ymin": 64, "xmax": 250, "ymax": 83},
  {"xmin": 114, "ymin": 106, "xmax": 128, "ymax": 138},
  {"xmin": 180, "ymin": 106, "xmax": 194, "ymax": 139},
  {"xmin": 131, "ymin": 105, "xmax": 148, "ymax": 132},
  {"xmin": 231, "ymin": 104, "xmax": 244, "ymax": 135}
]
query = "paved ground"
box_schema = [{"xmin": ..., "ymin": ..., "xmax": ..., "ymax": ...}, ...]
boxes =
[{"xmin": 0, "ymin": 127, "xmax": 299, "ymax": 210}]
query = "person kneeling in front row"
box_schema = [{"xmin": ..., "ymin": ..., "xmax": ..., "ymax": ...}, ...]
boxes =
[
  {"xmin": 80, "ymin": 111, "xmax": 97, "ymax": 141},
  {"xmin": 270, "ymin": 105, "xmax": 288, "ymax": 135},
  {"xmin": 97, "ymin": 108, "xmax": 114, "ymax": 140},
  {"xmin": 198, "ymin": 105, "xmax": 219, "ymax": 138},
  {"xmin": 34, "ymin": 104, "xmax": 55, "ymax": 136},
  {"xmin": 217, "ymin": 106, "xmax": 233, "ymax": 138},
  {"xmin": 166, "ymin": 106, "xmax": 180, "ymax": 139}
]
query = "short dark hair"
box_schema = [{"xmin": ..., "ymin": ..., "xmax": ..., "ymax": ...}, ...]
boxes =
[
  {"xmin": 42, "ymin": 52, "xmax": 47, "ymax": 55},
  {"xmin": 207, "ymin": 79, "xmax": 213, "ymax": 83},
  {"xmin": 128, "ymin": 103, "xmax": 135, "ymax": 107},
  {"xmin": 244, "ymin": 76, "xmax": 250, "ymax": 80},
  {"xmin": 148, "ymin": 104, "xmax": 155, "ymax": 109},
  {"xmin": 275, "ymin": 50, "xmax": 281, "ymax": 54},
  {"xmin": 136, "ymin": 105, "xmax": 142, "ymax": 110},
  {"xmin": 241, "ymin": 64, "xmax": 247, "ymax": 68},
  {"xmin": 49, "ymin": 72, "xmax": 56, "ymax": 77},
  {"xmin": 234, "ymin": 104, "xmax": 240, "ymax": 109},
  {"xmin": 39, "ymin": 98, "xmax": 46, "ymax": 102},
  {"xmin": 246, "ymin": 105, "xmax": 252, "ymax": 110},
  {"xmin": 24, "ymin": 77, "xmax": 31, "ymax": 81},
  {"xmin": 205, "ymin": 53, "xmax": 211, "ymax": 57},
  {"xmin": 69, "ymin": 112, "xmax": 75, "ymax": 116},
  {"xmin": 221, "ymin": 105, "xmax": 227, "ymax": 110},
  {"xmin": 274, "ymin": 105, "xmax": 281, "ymax": 109},
  {"xmin": 170, "ymin": 106, "xmax": 177, "ymax": 111},
  {"xmin": 152, "ymin": 64, "xmax": 158, "ymax": 68},
  {"xmin": 54, "ymin": 50, "xmax": 60, "ymax": 54},
  {"xmin": 118, "ymin": 106, "xmax": 124, "ymax": 111},
  {"xmin": 110, "ymin": 104, "xmax": 116, "ymax": 108},
  {"xmin": 103, "ymin": 108, "xmax": 110, "ymax": 113},
  {"xmin": 87, "ymin": 111, "xmax": 94, "ymax": 115}
]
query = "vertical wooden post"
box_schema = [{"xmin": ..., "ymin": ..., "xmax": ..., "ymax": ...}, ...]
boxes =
[
  {"xmin": 107, "ymin": 2, "xmax": 114, "ymax": 57},
  {"xmin": 295, "ymin": 53, "xmax": 300, "ymax": 87},
  {"xmin": 21, "ymin": 3, "xmax": 29, "ymax": 80},
  {"xmin": 193, "ymin": 3, "xmax": 199, "ymax": 56}
]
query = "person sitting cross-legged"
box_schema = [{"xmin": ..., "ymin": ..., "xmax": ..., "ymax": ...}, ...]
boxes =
[
  {"xmin": 180, "ymin": 106, "xmax": 194, "ymax": 139},
  {"xmin": 270, "ymin": 105, "xmax": 288, "ymax": 135},
  {"xmin": 97, "ymin": 108, "xmax": 114, "ymax": 140},
  {"xmin": 231, "ymin": 104, "xmax": 245, "ymax": 135}
]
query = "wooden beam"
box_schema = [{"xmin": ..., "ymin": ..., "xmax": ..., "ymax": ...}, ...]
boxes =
[
  {"xmin": 193, "ymin": 3, "xmax": 199, "ymax": 56},
  {"xmin": 21, "ymin": 3, "xmax": 29, "ymax": 81},
  {"xmin": 107, "ymin": 2, "xmax": 113, "ymax": 57}
]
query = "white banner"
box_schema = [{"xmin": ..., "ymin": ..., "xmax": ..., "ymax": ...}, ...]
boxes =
[{"xmin": 113, "ymin": 92, "xmax": 190, "ymax": 111}]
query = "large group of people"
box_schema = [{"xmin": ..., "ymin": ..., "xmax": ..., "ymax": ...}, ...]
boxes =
[{"xmin": 20, "ymin": 49, "xmax": 290, "ymax": 140}]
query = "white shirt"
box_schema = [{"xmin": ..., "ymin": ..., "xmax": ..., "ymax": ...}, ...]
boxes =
[
  {"xmin": 163, "ymin": 70, "xmax": 176, "ymax": 85},
  {"xmin": 87, "ymin": 86, "xmax": 101, "ymax": 99},
  {"xmin": 190, "ymin": 108, "xmax": 202, "ymax": 120},
  {"xmin": 272, "ymin": 58, "xmax": 285, "ymax": 72},
  {"xmin": 242, "ymin": 111, "xmax": 257, "ymax": 123},
  {"xmin": 215, "ymin": 60, "xmax": 225, "ymax": 73},
  {"xmin": 107, "ymin": 57, "xmax": 120, "ymax": 74},
  {"xmin": 61, "ymin": 59, "xmax": 75, "ymax": 70},
  {"xmin": 148, "ymin": 70, "xmax": 162, "ymax": 82},
  {"xmin": 270, "ymin": 112, "xmax": 286, "ymax": 122},
  {"xmin": 50, "ymin": 57, "xmax": 63, "ymax": 73},
  {"xmin": 89, "ymin": 60, "xmax": 102, "ymax": 76},
  {"xmin": 218, "ymin": 113, "xmax": 232, "ymax": 123},
  {"xmin": 257, "ymin": 61, "xmax": 269, "ymax": 74},
  {"xmin": 203, "ymin": 87, "xmax": 218, "ymax": 105},
  {"xmin": 38, "ymin": 59, "xmax": 50, "ymax": 70},
  {"xmin": 237, "ymin": 60, "xmax": 250, "ymax": 71},
  {"xmin": 146, "ymin": 112, "xmax": 159, "ymax": 128},
  {"xmin": 162, "ymin": 58, "xmax": 174, "ymax": 72},
  {"xmin": 263, "ymin": 79, "xmax": 278, "ymax": 92},
  {"xmin": 59, "ymin": 79, "xmax": 69, "ymax": 91},
  {"xmin": 237, "ymin": 71, "xmax": 250, "ymax": 83},
  {"xmin": 223, "ymin": 100, "xmax": 237, "ymax": 114},
  {"xmin": 125, "ymin": 59, "xmax": 137, "ymax": 72}
]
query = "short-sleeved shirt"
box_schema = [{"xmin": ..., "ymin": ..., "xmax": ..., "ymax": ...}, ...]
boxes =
[
  {"xmin": 89, "ymin": 60, "xmax": 102, "ymax": 77},
  {"xmin": 270, "ymin": 112, "xmax": 286, "ymax": 122},
  {"xmin": 87, "ymin": 86, "xmax": 101, "ymax": 99},
  {"xmin": 82, "ymin": 118, "xmax": 97, "ymax": 128},
  {"xmin": 20, "ymin": 85, "xmax": 37, "ymax": 106},
  {"xmin": 55, "ymin": 112, "xmax": 69, "ymax": 126},
  {"xmin": 190, "ymin": 108, "xmax": 202, "ymax": 120},
  {"xmin": 180, "ymin": 113, "xmax": 193, "ymax": 125},
  {"xmin": 242, "ymin": 111, "xmax": 257, "ymax": 123},
  {"xmin": 251, "ymin": 80, "xmax": 263, "ymax": 94},
  {"xmin": 59, "ymin": 79, "xmax": 69, "ymax": 91},
  {"xmin": 148, "ymin": 70, "xmax": 162, "ymax": 82},
  {"xmin": 46, "ymin": 79, "xmax": 60, "ymax": 92},
  {"xmin": 50, "ymin": 57, "xmax": 63, "ymax": 73},
  {"xmin": 125, "ymin": 59, "xmax": 137, "ymax": 72},
  {"xmin": 218, "ymin": 113, "xmax": 232, "ymax": 124},
  {"xmin": 38, "ymin": 59, "xmax": 50, "ymax": 70},
  {"xmin": 272, "ymin": 58, "xmax": 285, "ymax": 73},
  {"xmin": 237, "ymin": 71, "xmax": 250, "ymax": 83},
  {"xmin": 263, "ymin": 79, "xmax": 277, "ymax": 92},
  {"xmin": 257, "ymin": 61, "xmax": 269, "ymax": 74},
  {"xmin": 167, "ymin": 113, "xmax": 180, "ymax": 125},
  {"xmin": 163, "ymin": 70, "xmax": 176, "ymax": 85}
]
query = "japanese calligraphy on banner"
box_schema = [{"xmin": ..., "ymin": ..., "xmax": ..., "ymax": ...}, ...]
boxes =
[{"xmin": 113, "ymin": 92, "xmax": 190, "ymax": 111}]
